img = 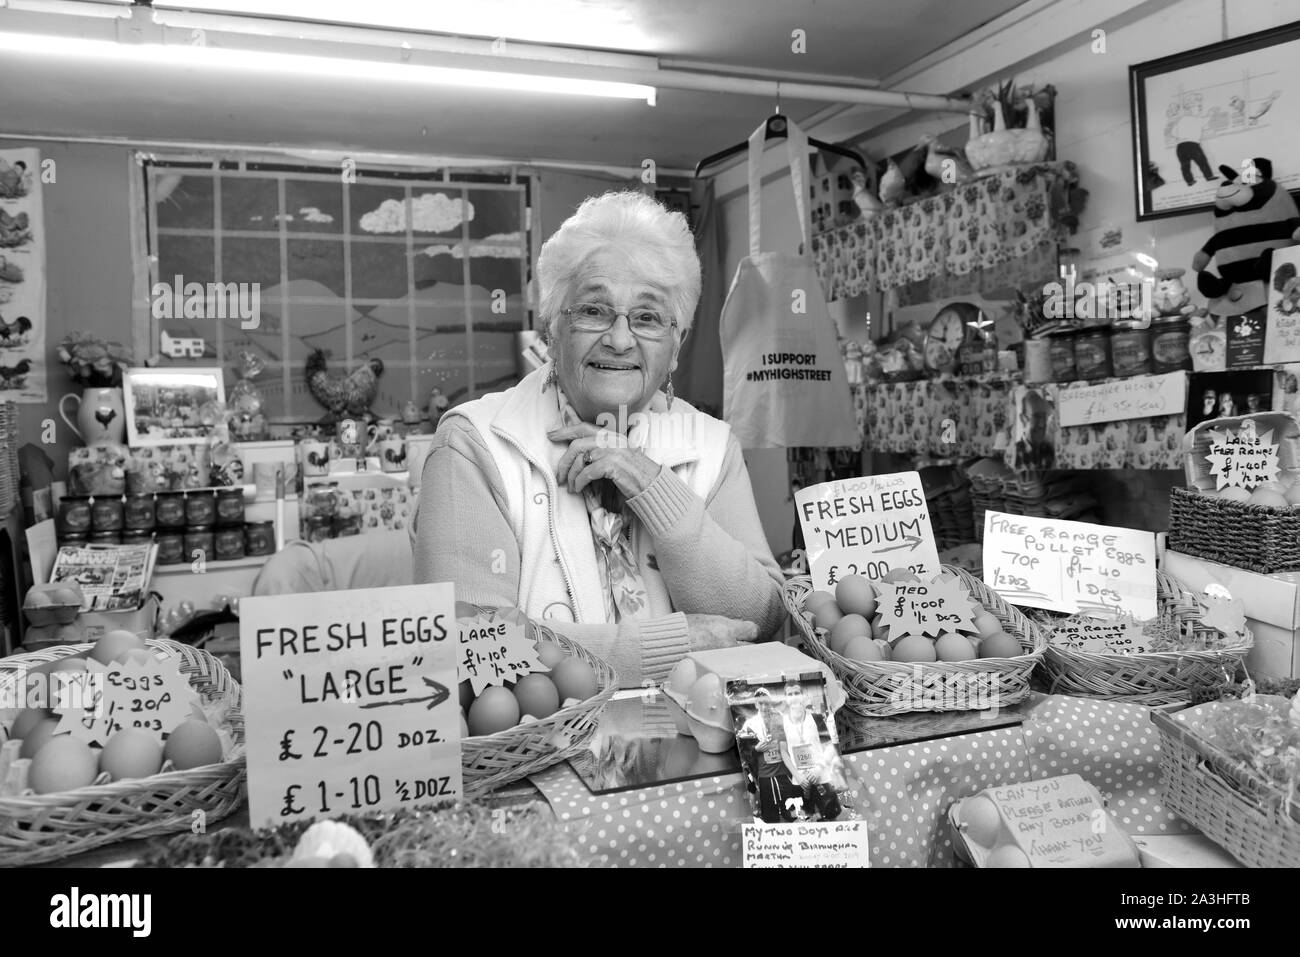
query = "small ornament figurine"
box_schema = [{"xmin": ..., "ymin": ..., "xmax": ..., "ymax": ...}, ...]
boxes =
[
  {"xmin": 1151, "ymin": 267, "xmax": 1195, "ymax": 318},
  {"xmin": 401, "ymin": 399, "xmax": 422, "ymax": 426},
  {"xmin": 227, "ymin": 351, "xmax": 269, "ymax": 442},
  {"xmin": 427, "ymin": 387, "xmax": 449, "ymax": 430}
]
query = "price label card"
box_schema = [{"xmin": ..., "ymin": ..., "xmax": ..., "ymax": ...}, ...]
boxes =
[
  {"xmin": 987, "ymin": 774, "xmax": 1135, "ymax": 867},
  {"xmin": 1057, "ymin": 372, "xmax": 1187, "ymax": 428},
  {"xmin": 795, "ymin": 472, "xmax": 941, "ymax": 593},
  {"xmin": 982, "ymin": 512, "xmax": 1157, "ymax": 620},
  {"xmin": 53, "ymin": 656, "xmax": 198, "ymax": 746},
  {"xmin": 742, "ymin": 821, "xmax": 870, "ymax": 868},
  {"xmin": 458, "ymin": 610, "xmax": 544, "ymax": 695},
  {"xmin": 1049, "ymin": 619, "xmax": 1148, "ymax": 655},
  {"xmin": 1205, "ymin": 420, "xmax": 1279, "ymax": 490},
  {"xmin": 876, "ymin": 577, "xmax": 977, "ymax": 640},
  {"xmin": 239, "ymin": 583, "xmax": 461, "ymax": 829}
]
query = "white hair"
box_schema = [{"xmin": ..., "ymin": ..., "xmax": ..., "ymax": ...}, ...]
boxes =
[{"xmin": 534, "ymin": 190, "xmax": 700, "ymax": 339}]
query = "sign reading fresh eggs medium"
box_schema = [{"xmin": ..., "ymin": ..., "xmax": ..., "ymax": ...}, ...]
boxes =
[
  {"xmin": 981, "ymin": 512, "xmax": 1157, "ymax": 620},
  {"xmin": 239, "ymin": 583, "xmax": 460, "ymax": 829},
  {"xmin": 795, "ymin": 471, "xmax": 941, "ymax": 592}
]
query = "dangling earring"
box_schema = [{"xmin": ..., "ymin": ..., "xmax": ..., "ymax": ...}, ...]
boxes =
[
  {"xmin": 665, "ymin": 374, "xmax": 675, "ymax": 411},
  {"xmin": 544, "ymin": 364, "xmax": 559, "ymax": 392}
]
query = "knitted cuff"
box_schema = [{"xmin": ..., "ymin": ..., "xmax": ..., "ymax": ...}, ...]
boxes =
[
  {"xmin": 636, "ymin": 612, "xmax": 691, "ymax": 683},
  {"xmin": 627, "ymin": 467, "xmax": 699, "ymax": 538}
]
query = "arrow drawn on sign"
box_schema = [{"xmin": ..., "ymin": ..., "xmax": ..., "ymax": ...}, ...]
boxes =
[
  {"xmin": 875, "ymin": 536, "xmax": 923, "ymax": 554},
  {"xmin": 359, "ymin": 676, "xmax": 451, "ymax": 711}
]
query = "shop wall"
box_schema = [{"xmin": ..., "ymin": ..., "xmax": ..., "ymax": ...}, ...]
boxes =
[
  {"xmin": 713, "ymin": 0, "xmax": 1300, "ymax": 543},
  {"xmin": 8, "ymin": 140, "xmax": 135, "ymax": 482}
]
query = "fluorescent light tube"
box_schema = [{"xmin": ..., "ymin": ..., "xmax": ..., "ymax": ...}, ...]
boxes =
[{"xmin": 0, "ymin": 31, "xmax": 657, "ymax": 102}]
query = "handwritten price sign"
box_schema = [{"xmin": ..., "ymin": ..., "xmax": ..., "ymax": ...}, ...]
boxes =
[
  {"xmin": 1205, "ymin": 420, "xmax": 1279, "ymax": 490},
  {"xmin": 239, "ymin": 583, "xmax": 461, "ymax": 829},
  {"xmin": 1049, "ymin": 620, "xmax": 1148, "ymax": 655},
  {"xmin": 876, "ymin": 577, "xmax": 978, "ymax": 640},
  {"xmin": 795, "ymin": 471, "xmax": 941, "ymax": 593},
  {"xmin": 53, "ymin": 656, "xmax": 198, "ymax": 746},
  {"xmin": 458, "ymin": 610, "xmax": 544, "ymax": 695}
]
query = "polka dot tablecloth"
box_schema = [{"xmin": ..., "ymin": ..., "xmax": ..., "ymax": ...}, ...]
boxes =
[
  {"xmin": 1020, "ymin": 695, "xmax": 1195, "ymax": 836},
  {"xmin": 529, "ymin": 763, "xmax": 754, "ymax": 868},
  {"xmin": 845, "ymin": 726, "xmax": 1031, "ymax": 867},
  {"xmin": 529, "ymin": 694, "xmax": 1189, "ymax": 867}
]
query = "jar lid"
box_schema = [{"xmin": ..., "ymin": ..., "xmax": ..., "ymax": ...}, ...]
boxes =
[
  {"xmin": 246, "ymin": 521, "xmax": 274, "ymax": 529},
  {"xmin": 185, "ymin": 524, "xmax": 215, "ymax": 532},
  {"xmin": 1151, "ymin": 313, "xmax": 1189, "ymax": 324}
]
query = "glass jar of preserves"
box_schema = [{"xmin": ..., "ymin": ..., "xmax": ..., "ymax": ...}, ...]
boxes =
[
  {"xmin": 214, "ymin": 526, "xmax": 245, "ymax": 561},
  {"xmin": 216, "ymin": 487, "xmax": 245, "ymax": 526},
  {"xmin": 123, "ymin": 494, "xmax": 156, "ymax": 531},
  {"xmin": 56, "ymin": 497, "xmax": 93, "ymax": 536},
  {"xmin": 1049, "ymin": 330, "xmax": 1077, "ymax": 382},
  {"xmin": 1110, "ymin": 321, "xmax": 1152, "ymax": 377},
  {"xmin": 155, "ymin": 492, "xmax": 186, "ymax": 529},
  {"xmin": 1074, "ymin": 326, "xmax": 1112, "ymax": 380},
  {"xmin": 1150, "ymin": 315, "xmax": 1191, "ymax": 373},
  {"xmin": 185, "ymin": 490, "xmax": 217, "ymax": 526},
  {"xmin": 244, "ymin": 521, "xmax": 276, "ymax": 556},
  {"xmin": 184, "ymin": 526, "xmax": 215, "ymax": 563},
  {"xmin": 155, "ymin": 532, "xmax": 185, "ymax": 565},
  {"xmin": 91, "ymin": 496, "xmax": 124, "ymax": 532},
  {"xmin": 121, "ymin": 530, "xmax": 154, "ymax": 545},
  {"xmin": 90, "ymin": 530, "xmax": 122, "ymax": 545}
]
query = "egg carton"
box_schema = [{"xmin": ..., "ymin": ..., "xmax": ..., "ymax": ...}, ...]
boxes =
[
  {"xmin": 21, "ymin": 584, "xmax": 85, "ymax": 628},
  {"xmin": 659, "ymin": 644, "xmax": 845, "ymax": 754}
]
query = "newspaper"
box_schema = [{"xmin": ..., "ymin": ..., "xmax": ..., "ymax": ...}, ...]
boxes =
[{"xmin": 49, "ymin": 543, "xmax": 158, "ymax": 612}]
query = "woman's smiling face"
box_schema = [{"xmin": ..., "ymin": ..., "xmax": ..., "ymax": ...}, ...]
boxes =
[{"xmin": 553, "ymin": 248, "xmax": 680, "ymax": 423}]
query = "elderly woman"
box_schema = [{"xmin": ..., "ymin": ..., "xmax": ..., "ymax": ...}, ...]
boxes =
[{"xmin": 412, "ymin": 191, "xmax": 785, "ymax": 686}]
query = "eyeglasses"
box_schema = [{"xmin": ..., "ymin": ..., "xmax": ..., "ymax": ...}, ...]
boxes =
[{"xmin": 562, "ymin": 302, "xmax": 678, "ymax": 340}]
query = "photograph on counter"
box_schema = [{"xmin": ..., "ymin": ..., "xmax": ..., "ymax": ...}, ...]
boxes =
[
  {"xmin": 123, "ymin": 366, "xmax": 225, "ymax": 447},
  {"xmin": 727, "ymin": 673, "xmax": 857, "ymax": 824}
]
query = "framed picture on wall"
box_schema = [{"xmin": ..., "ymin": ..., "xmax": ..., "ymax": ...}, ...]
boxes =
[
  {"xmin": 123, "ymin": 367, "xmax": 225, "ymax": 447},
  {"xmin": 1130, "ymin": 22, "xmax": 1300, "ymax": 221}
]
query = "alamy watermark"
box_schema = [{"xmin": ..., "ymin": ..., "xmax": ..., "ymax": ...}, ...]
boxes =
[
  {"xmin": 594, "ymin": 404, "xmax": 702, "ymax": 451},
  {"xmin": 0, "ymin": 667, "xmax": 103, "ymax": 713},
  {"xmin": 150, "ymin": 274, "xmax": 261, "ymax": 329},
  {"xmin": 1041, "ymin": 276, "xmax": 1153, "ymax": 322}
]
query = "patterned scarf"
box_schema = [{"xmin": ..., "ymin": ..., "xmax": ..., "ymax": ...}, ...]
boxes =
[{"xmin": 556, "ymin": 391, "xmax": 651, "ymax": 622}]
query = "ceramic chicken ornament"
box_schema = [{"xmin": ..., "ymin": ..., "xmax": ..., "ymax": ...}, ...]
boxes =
[
  {"xmin": 878, "ymin": 159, "xmax": 907, "ymax": 206},
  {"xmin": 920, "ymin": 134, "xmax": 973, "ymax": 185},
  {"xmin": 850, "ymin": 168, "xmax": 883, "ymax": 218}
]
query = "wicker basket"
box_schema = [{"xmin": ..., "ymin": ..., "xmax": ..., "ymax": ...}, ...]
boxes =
[
  {"xmin": 1167, "ymin": 412, "xmax": 1300, "ymax": 573},
  {"xmin": 1038, "ymin": 571, "xmax": 1250, "ymax": 706},
  {"xmin": 461, "ymin": 622, "xmax": 617, "ymax": 799},
  {"xmin": 0, "ymin": 638, "xmax": 246, "ymax": 867},
  {"xmin": 784, "ymin": 566, "xmax": 1047, "ymax": 717},
  {"xmin": 1151, "ymin": 708, "xmax": 1300, "ymax": 868}
]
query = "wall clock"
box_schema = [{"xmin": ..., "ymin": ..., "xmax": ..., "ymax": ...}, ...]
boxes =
[{"xmin": 923, "ymin": 302, "xmax": 982, "ymax": 375}]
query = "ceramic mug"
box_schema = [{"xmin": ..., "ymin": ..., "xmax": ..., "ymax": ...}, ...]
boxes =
[
  {"xmin": 378, "ymin": 438, "xmax": 407, "ymax": 472},
  {"xmin": 299, "ymin": 439, "xmax": 330, "ymax": 477}
]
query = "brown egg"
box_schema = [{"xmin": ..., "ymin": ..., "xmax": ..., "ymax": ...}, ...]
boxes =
[
  {"xmin": 10, "ymin": 707, "xmax": 52, "ymax": 742},
  {"xmin": 29, "ymin": 736, "xmax": 99, "ymax": 794},
  {"xmin": 892, "ymin": 635, "xmax": 938, "ymax": 663},
  {"xmin": 467, "ymin": 687, "xmax": 521, "ymax": 736},
  {"xmin": 841, "ymin": 635, "xmax": 884, "ymax": 662},
  {"xmin": 813, "ymin": 603, "xmax": 844, "ymax": 631},
  {"xmin": 835, "ymin": 576, "xmax": 878, "ymax": 617},
  {"xmin": 979, "ymin": 631, "xmax": 1024, "ymax": 659},
  {"xmin": 828, "ymin": 614, "xmax": 871, "ymax": 654},
  {"xmin": 163, "ymin": 719, "xmax": 224, "ymax": 770},
  {"xmin": 90, "ymin": 629, "xmax": 146, "ymax": 666},
  {"xmin": 935, "ymin": 633, "xmax": 977, "ymax": 662},
  {"xmin": 511, "ymin": 673, "xmax": 561, "ymax": 719},
  {"xmin": 804, "ymin": 591, "xmax": 838, "ymax": 614},
  {"xmin": 550, "ymin": 658, "xmax": 599, "ymax": 703},
  {"xmin": 18, "ymin": 717, "xmax": 61, "ymax": 759}
]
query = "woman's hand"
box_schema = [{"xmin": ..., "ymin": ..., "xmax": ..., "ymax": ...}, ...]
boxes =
[
  {"xmin": 684, "ymin": 613, "xmax": 758, "ymax": 652},
  {"xmin": 549, "ymin": 422, "xmax": 662, "ymax": 499}
]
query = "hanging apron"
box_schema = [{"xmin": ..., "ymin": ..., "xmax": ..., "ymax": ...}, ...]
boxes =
[{"xmin": 720, "ymin": 117, "xmax": 860, "ymax": 450}]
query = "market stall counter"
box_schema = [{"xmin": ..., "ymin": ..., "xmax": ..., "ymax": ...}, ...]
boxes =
[{"xmin": 31, "ymin": 689, "xmax": 1237, "ymax": 869}]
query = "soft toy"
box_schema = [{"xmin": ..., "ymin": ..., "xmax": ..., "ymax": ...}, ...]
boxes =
[
  {"xmin": 1192, "ymin": 157, "xmax": 1300, "ymax": 316},
  {"xmin": 1152, "ymin": 267, "xmax": 1194, "ymax": 317}
]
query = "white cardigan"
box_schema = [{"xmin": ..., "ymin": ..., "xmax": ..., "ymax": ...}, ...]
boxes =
[{"xmin": 443, "ymin": 364, "xmax": 731, "ymax": 625}]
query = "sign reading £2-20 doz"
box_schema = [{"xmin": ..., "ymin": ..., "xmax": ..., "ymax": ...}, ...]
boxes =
[
  {"xmin": 795, "ymin": 472, "xmax": 941, "ymax": 593},
  {"xmin": 239, "ymin": 583, "xmax": 461, "ymax": 829}
]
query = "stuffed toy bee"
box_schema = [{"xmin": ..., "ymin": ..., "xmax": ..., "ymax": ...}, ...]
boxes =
[{"xmin": 1192, "ymin": 157, "xmax": 1300, "ymax": 315}]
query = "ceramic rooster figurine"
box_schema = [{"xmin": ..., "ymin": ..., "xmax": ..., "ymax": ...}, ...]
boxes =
[{"xmin": 305, "ymin": 349, "xmax": 385, "ymax": 422}]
